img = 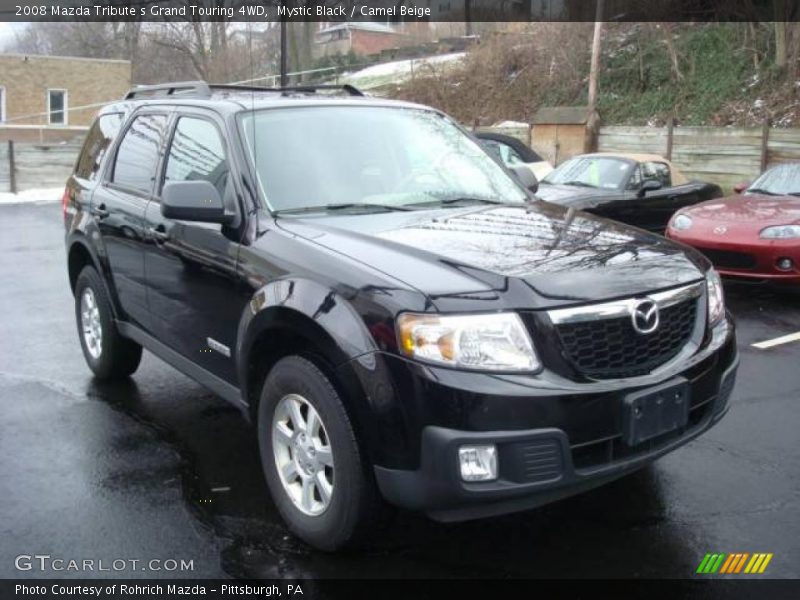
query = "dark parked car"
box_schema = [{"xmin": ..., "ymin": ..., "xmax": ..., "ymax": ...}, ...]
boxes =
[
  {"xmin": 475, "ymin": 131, "xmax": 553, "ymax": 181},
  {"xmin": 64, "ymin": 82, "xmax": 738, "ymax": 551},
  {"xmin": 536, "ymin": 153, "xmax": 723, "ymax": 233},
  {"xmin": 668, "ymin": 162, "xmax": 800, "ymax": 285}
]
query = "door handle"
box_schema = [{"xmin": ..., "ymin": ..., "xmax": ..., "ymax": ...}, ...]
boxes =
[
  {"xmin": 90, "ymin": 203, "xmax": 109, "ymax": 218},
  {"xmin": 148, "ymin": 225, "xmax": 169, "ymax": 242}
]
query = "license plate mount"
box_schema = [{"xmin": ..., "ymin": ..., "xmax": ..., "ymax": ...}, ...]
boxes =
[{"xmin": 622, "ymin": 378, "xmax": 690, "ymax": 446}]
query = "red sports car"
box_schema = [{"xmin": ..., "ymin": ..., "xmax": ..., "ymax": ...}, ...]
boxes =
[{"xmin": 666, "ymin": 163, "xmax": 800, "ymax": 284}]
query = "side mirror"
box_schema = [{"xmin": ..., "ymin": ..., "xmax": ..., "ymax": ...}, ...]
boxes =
[
  {"xmin": 161, "ymin": 181, "xmax": 231, "ymax": 224},
  {"xmin": 733, "ymin": 181, "xmax": 750, "ymax": 194},
  {"xmin": 510, "ymin": 165, "xmax": 538, "ymax": 193},
  {"xmin": 637, "ymin": 179, "xmax": 662, "ymax": 197}
]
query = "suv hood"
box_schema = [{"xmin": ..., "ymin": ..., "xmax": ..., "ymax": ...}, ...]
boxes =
[
  {"xmin": 276, "ymin": 203, "xmax": 706, "ymax": 309},
  {"xmin": 535, "ymin": 183, "xmax": 617, "ymax": 206}
]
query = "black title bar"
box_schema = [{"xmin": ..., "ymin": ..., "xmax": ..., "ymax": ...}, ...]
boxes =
[{"xmin": 0, "ymin": 0, "xmax": 796, "ymax": 23}]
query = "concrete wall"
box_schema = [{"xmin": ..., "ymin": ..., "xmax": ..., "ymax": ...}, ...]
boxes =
[
  {"xmin": 0, "ymin": 126, "xmax": 88, "ymax": 144},
  {"xmin": 0, "ymin": 54, "xmax": 131, "ymax": 129},
  {"xmin": 0, "ymin": 140, "xmax": 84, "ymax": 193}
]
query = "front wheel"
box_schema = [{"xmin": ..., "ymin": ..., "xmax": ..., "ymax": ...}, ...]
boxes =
[
  {"xmin": 74, "ymin": 265, "xmax": 142, "ymax": 379},
  {"xmin": 257, "ymin": 355, "xmax": 385, "ymax": 551}
]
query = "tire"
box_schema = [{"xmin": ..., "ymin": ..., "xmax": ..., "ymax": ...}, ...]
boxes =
[
  {"xmin": 74, "ymin": 265, "xmax": 142, "ymax": 379},
  {"xmin": 257, "ymin": 355, "xmax": 385, "ymax": 551}
]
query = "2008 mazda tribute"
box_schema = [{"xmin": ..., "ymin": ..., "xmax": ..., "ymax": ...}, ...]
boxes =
[{"xmin": 63, "ymin": 81, "xmax": 738, "ymax": 550}]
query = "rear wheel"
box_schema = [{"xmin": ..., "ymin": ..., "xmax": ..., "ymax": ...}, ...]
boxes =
[
  {"xmin": 257, "ymin": 355, "xmax": 384, "ymax": 551},
  {"xmin": 74, "ymin": 266, "xmax": 142, "ymax": 379}
]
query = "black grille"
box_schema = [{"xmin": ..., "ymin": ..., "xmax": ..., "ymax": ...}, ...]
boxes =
[
  {"xmin": 555, "ymin": 299, "xmax": 697, "ymax": 379},
  {"xmin": 696, "ymin": 247, "xmax": 757, "ymax": 270}
]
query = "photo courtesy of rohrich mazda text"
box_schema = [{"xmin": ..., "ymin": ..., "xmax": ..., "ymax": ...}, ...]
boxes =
[{"xmin": 0, "ymin": 2, "xmax": 798, "ymax": 598}]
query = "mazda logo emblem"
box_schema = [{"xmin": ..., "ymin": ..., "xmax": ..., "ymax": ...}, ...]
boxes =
[
  {"xmin": 713, "ymin": 226, "xmax": 727, "ymax": 235},
  {"xmin": 631, "ymin": 299, "xmax": 660, "ymax": 334}
]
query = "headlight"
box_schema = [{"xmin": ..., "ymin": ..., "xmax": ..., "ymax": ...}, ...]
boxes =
[
  {"xmin": 671, "ymin": 214, "xmax": 693, "ymax": 231},
  {"xmin": 706, "ymin": 269, "xmax": 725, "ymax": 326},
  {"xmin": 759, "ymin": 225, "xmax": 800, "ymax": 239},
  {"xmin": 396, "ymin": 312, "xmax": 539, "ymax": 372}
]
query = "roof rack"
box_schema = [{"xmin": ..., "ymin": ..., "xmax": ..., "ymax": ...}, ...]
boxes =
[
  {"xmin": 124, "ymin": 81, "xmax": 211, "ymax": 100},
  {"xmin": 123, "ymin": 81, "xmax": 364, "ymax": 100}
]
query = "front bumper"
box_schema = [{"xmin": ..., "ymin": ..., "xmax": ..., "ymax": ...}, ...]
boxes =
[
  {"xmin": 372, "ymin": 321, "xmax": 738, "ymax": 522},
  {"xmin": 667, "ymin": 231, "xmax": 800, "ymax": 282}
]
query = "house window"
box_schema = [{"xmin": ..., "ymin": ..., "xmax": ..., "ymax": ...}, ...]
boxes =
[
  {"xmin": 0, "ymin": 86, "xmax": 5, "ymax": 122},
  {"xmin": 47, "ymin": 89, "xmax": 67, "ymax": 125}
]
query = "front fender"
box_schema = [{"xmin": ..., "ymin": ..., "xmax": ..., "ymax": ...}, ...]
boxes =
[
  {"xmin": 236, "ymin": 277, "xmax": 427, "ymax": 468},
  {"xmin": 237, "ymin": 277, "xmax": 380, "ymax": 377}
]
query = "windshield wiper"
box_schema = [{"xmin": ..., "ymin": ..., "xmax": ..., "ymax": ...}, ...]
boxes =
[
  {"xmin": 275, "ymin": 202, "xmax": 414, "ymax": 215},
  {"xmin": 560, "ymin": 180, "xmax": 598, "ymax": 188},
  {"xmin": 746, "ymin": 188, "xmax": 779, "ymax": 196},
  {"xmin": 415, "ymin": 196, "xmax": 510, "ymax": 207}
]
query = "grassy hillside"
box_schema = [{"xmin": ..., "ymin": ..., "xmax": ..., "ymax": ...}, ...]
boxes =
[{"xmin": 393, "ymin": 23, "xmax": 800, "ymax": 127}]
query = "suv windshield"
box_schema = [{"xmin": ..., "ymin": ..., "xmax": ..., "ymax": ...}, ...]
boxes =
[
  {"xmin": 542, "ymin": 156, "xmax": 634, "ymax": 190},
  {"xmin": 239, "ymin": 106, "xmax": 527, "ymax": 213}
]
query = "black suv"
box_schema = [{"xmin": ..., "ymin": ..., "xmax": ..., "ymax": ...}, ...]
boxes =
[{"xmin": 64, "ymin": 81, "xmax": 738, "ymax": 550}]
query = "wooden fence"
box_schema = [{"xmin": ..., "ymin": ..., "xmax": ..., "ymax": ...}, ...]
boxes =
[
  {"xmin": 0, "ymin": 141, "xmax": 82, "ymax": 194},
  {"xmin": 597, "ymin": 123, "xmax": 800, "ymax": 193},
  {"xmin": 477, "ymin": 122, "xmax": 800, "ymax": 194}
]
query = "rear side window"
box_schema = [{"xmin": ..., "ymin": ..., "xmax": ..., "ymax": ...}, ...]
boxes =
[
  {"xmin": 75, "ymin": 113, "xmax": 124, "ymax": 180},
  {"xmin": 112, "ymin": 114, "xmax": 169, "ymax": 195},
  {"xmin": 163, "ymin": 117, "xmax": 228, "ymax": 198}
]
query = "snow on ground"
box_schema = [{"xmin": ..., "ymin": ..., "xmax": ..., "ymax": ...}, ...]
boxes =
[
  {"xmin": 0, "ymin": 187, "xmax": 63, "ymax": 205},
  {"xmin": 343, "ymin": 52, "xmax": 466, "ymax": 90}
]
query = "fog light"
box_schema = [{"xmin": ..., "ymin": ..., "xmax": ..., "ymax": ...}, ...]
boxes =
[
  {"xmin": 776, "ymin": 257, "xmax": 794, "ymax": 271},
  {"xmin": 458, "ymin": 445, "xmax": 497, "ymax": 482}
]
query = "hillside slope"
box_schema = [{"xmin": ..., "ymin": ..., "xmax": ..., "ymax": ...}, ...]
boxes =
[{"xmin": 393, "ymin": 23, "xmax": 800, "ymax": 127}]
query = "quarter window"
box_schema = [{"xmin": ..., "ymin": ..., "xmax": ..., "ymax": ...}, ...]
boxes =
[
  {"xmin": 112, "ymin": 114, "xmax": 169, "ymax": 195},
  {"xmin": 164, "ymin": 117, "xmax": 229, "ymax": 198},
  {"xmin": 641, "ymin": 161, "xmax": 671, "ymax": 187},
  {"xmin": 626, "ymin": 165, "xmax": 642, "ymax": 190},
  {"xmin": 48, "ymin": 89, "xmax": 67, "ymax": 125},
  {"xmin": 75, "ymin": 113, "xmax": 124, "ymax": 180}
]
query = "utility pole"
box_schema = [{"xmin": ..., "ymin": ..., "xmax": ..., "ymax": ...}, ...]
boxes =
[
  {"xmin": 280, "ymin": 14, "xmax": 288, "ymax": 87},
  {"xmin": 587, "ymin": 0, "xmax": 604, "ymax": 114},
  {"xmin": 587, "ymin": 0, "xmax": 604, "ymax": 151}
]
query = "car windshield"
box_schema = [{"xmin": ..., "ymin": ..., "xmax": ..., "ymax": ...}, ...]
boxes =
[
  {"xmin": 239, "ymin": 106, "xmax": 528, "ymax": 213},
  {"xmin": 746, "ymin": 163, "xmax": 800, "ymax": 196},
  {"xmin": 542, "ymin": 156, "xmax": 634, "ymax": 190}
]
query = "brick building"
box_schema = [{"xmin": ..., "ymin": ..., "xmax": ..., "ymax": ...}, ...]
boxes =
[
  {"xmin": 0, "ymin": 54, "xmax": 131, "ymax": 142},
  {"xmin": 314, "ymin": 23, "xmax": 416, "ymax": 59}
]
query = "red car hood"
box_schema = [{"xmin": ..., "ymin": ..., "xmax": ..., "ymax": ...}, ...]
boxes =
[{"xmin": 681, "ymin": 194, "xmax": 800, "ymax": 235}]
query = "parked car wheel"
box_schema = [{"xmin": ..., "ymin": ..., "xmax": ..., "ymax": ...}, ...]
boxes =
[
  {"xmin": 74, "ymin": 265, "xmax": 142, "ymax": 379},
  {"xmin": 258, "ymin": 355, "xmax": 384, "ymax": 551}
]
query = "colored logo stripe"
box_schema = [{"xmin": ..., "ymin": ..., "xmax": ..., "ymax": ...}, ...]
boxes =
[
  {"xmin": 697, "ymin": 553, "xmax": 726, "ymax": 574},
  {"xmin": 698, "ymin": 553, "xmax": 773, "ymax": 575}
]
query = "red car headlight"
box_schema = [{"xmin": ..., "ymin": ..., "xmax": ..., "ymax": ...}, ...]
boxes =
[
  {"xmin": 759, "ymin": 225, "xmax": 800, "ymax": 239},
  {"xmin": 671, "ymin": 214, "xmax": 693, "ymax": 231}
]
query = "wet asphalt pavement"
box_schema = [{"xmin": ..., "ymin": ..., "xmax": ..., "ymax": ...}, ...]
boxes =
[{"xmin": 1, "ymin": 202, "xmax": 798, "ymax": 580}]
